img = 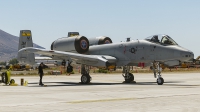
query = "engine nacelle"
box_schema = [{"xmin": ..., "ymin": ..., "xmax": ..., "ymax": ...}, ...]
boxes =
[
  {"xmin": 88, "ymin": 36, "xmax": 112, "ymax": 46},
  {"xmin": 51, "ymin": 36, "xmax": 89, "ymax": 54}
]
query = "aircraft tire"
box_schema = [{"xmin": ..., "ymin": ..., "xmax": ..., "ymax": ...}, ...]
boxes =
[
  {"xmin": 81, "ymin": 74, "xmax": 91, "ymax": 84},
  {"xmin": 157, "ymin": 77, "xmax": 164, "ymax": 85},
  {"xmin": 125, "ymin": 73, "xmax": 134, "ymax": 83}
]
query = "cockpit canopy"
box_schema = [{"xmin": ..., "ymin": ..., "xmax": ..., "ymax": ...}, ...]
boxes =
[{"xmin": 145, "ymin": 35, "xmax": 178, "ymax": 45}]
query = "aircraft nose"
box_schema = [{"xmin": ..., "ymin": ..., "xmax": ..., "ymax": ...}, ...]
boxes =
[
  {"xmin": 190, "ymin": 51, "xmax": 194, "ymax": 61},
  {"xmin": 183, "ymin": 50, "xmax": 194, "ymax": 61}
]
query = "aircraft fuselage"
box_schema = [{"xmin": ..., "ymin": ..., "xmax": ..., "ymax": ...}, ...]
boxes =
[{"xmin": 88, "ymin": 40, "xmax": 193, "ymax": 66}]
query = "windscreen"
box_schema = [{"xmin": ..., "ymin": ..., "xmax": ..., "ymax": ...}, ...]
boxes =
[{"xmin": 161, "ymin": 35, "xmax": 178, "ymax": 45}]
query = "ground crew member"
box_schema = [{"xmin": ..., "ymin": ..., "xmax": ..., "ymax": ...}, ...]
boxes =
[
  {"xmin": 38, "ymin": 62, "xmax": 44, "ymax": 86},
  {"xmin": 67, "ymin": 61, "xmax": 73, "ymax": 75}
]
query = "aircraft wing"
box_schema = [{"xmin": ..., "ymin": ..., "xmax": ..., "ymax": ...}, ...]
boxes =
[{"xmin": 18, "ymin": 47, "xmax": 117, "ymax": 67}]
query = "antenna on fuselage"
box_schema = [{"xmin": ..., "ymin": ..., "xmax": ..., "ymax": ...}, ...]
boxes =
[{"xmin": 126, "ymin": 37, "xmax": 131, "ymax": 42}]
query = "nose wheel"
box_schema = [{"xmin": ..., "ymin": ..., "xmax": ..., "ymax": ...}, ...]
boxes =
[{"xmin": 157, "ymin": 77, "xmax": 164, "ymax": 85}]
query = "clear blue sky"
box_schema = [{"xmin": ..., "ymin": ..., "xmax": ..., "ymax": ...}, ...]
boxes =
[{"xmin": 1, "ymin": 0, "xmax": 200, "ymax": 57}]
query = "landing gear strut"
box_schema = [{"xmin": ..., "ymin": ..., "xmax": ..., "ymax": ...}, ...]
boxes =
[
  {"xmin": 122, "ymin": 66, "xmax": 134, "ymax": 83},
  {"xmin": 80, "ymin": 64, "xmax": 92, "ymax": 84},
  {"xmin": 152, "ymin": 62, "xmax": 164, "ymax": 85}
]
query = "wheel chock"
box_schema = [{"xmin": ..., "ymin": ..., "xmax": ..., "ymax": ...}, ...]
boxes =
[
  {"xmin": 9, "ymin": 83, "xmax": 18, "ymax": 86},
  {"xmin": 9, "ymin": 79, "xmax": 18, "ymax": 86},
  {"xmin": 24, "ymin": 81, "xmax": 28, "ymax": 86}
]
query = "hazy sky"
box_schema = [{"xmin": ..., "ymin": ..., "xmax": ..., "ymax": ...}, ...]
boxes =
[{"xmin": 1, "ymin": 0, "xmax": 200, "ymax": 57}]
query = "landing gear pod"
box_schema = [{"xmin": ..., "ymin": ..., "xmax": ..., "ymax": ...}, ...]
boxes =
[
  {"xmin": 89, "ymin": 36, "xmax": 112, "ymax": 46},
  {"xmin": 51, "ymin": 36, "xmax": 89, "ymax": 54}
]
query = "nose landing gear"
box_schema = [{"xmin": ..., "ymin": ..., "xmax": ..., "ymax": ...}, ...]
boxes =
[{"xmin": 152, "ymin": 62, "xmax": 164, "ymax": 85}]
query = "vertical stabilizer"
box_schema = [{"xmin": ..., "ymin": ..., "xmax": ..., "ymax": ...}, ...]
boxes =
[{"xmin": 17, "ymin": 30, "xmax": 35, "ymax": 65}]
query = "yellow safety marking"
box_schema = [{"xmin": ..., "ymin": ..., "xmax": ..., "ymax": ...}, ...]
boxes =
[
  {"xmin": 22, "ymin": 32, "xmax": 31, "ymax": 36},
  {"xmin": 69, "ymin": 34, "xmax": 78, "ymax": 37},
  {"xmin": 69, "ymin": 97, "xmax": 136, "ymax": 104}
]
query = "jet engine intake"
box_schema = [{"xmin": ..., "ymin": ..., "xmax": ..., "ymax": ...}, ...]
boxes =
[
  {"xmin": 89, "ymin": 36, "xmax": 112, "ymax": 46},
  {"xmin": 51, "ymin": 36, "xmax": 89, "ymax": 54}
]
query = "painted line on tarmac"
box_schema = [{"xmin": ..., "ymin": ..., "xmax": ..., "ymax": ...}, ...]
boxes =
[
  {"xmin": 69, "ymin": 93, "xmax": 200, "ymax": 104},
  {"xmin": 69, "ymin": 97, "xmax": 136, "ymax": 104}
]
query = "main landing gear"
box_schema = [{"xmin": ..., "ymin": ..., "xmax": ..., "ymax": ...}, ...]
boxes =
[
  {"xmin": 64, "ymin": 59, "xmax": 91, "ymax": 84},
  {"xmin": 152, "ymin": 62, "xmax": 164, "ymax": 85},
  {"xmin": 80, "ymin": 64, "xmax": 92, "ymax": 84},
  {"xmin": 122, "ymin": 66, "xmax": 134, "ymax": 83}
]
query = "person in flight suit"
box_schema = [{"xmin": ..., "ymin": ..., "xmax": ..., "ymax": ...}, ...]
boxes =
[
  {"xmin": 67, "ymin": 61, "xmax": 73, "ymax": 75},
  {"xmin": 38, "ymin": 62, "xmax": 44, "ymax": 86}
]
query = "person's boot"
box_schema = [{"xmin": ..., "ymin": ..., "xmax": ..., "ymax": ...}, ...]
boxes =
[{"xmin": 39, "ymin": 82, "xmax": 42, "ymax": 85}]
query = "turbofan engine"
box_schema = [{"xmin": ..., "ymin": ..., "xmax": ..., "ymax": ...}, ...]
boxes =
[
  {"xmin": 88, "ymin": 36, "xmax": 112, "ymax": 46},
  {"xmin": 51, "ymin": 36, "xmax": 89, "ymax": 54}
]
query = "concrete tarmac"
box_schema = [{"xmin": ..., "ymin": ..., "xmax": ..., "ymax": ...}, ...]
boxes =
[{"xmin": 0, "ymin": 73, "xmax": 200, "ymax": 112}]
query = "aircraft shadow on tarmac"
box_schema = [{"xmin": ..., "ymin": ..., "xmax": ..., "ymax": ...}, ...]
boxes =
[{"xmin": 28, "ymin": 81, "xmax": 200, "ymax": 87}]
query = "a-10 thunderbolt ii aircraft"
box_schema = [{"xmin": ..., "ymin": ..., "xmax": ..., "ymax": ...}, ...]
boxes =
[{"xmin": 18, "ymin": 30, "xmax": 194, "ymax": 85}]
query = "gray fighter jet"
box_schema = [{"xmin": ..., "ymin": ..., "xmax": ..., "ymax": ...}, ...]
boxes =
[{"xmin": 18, "ymin": 30, "xmax": 194, "ymax": 85}]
